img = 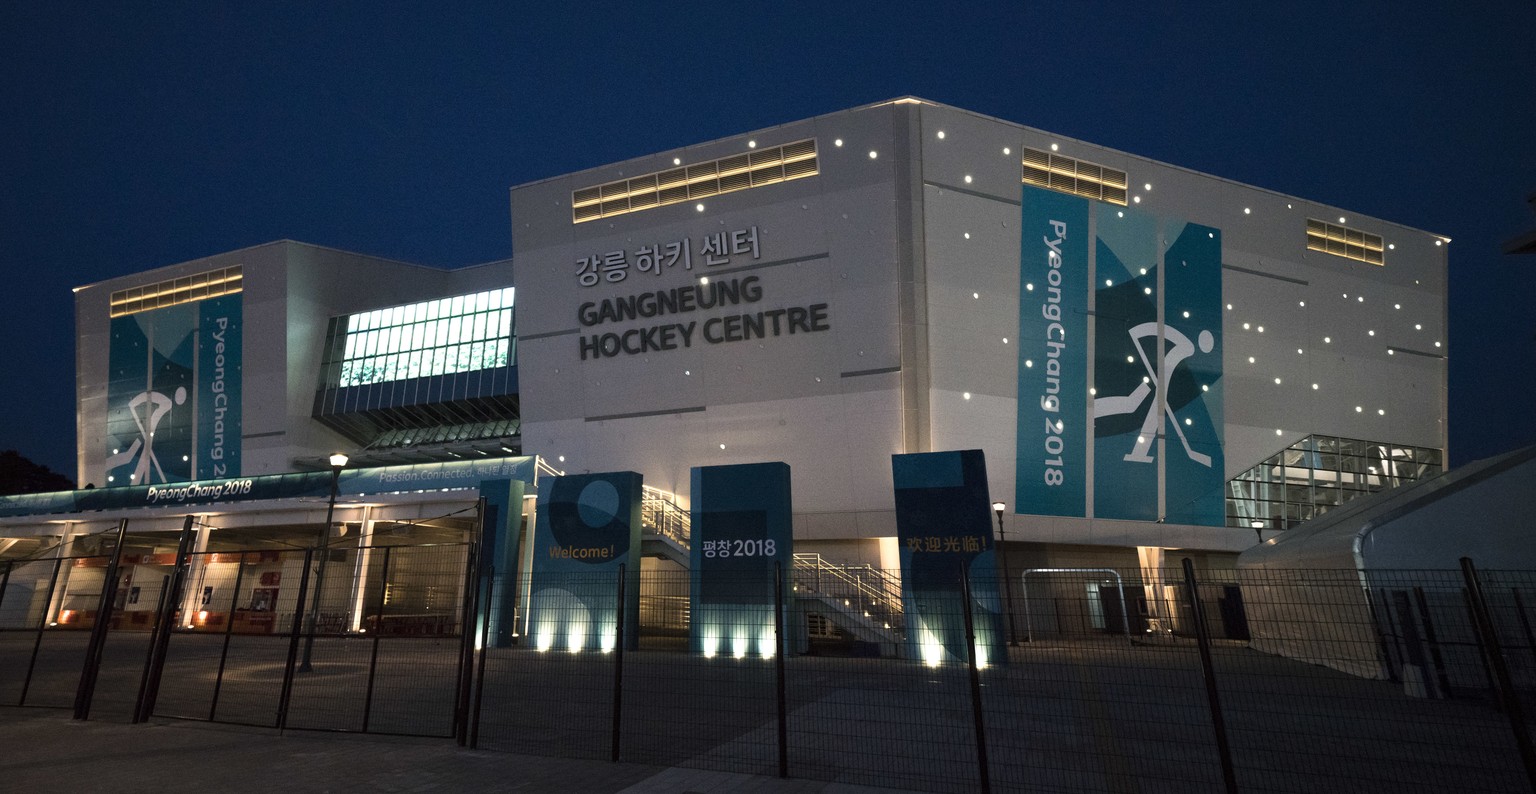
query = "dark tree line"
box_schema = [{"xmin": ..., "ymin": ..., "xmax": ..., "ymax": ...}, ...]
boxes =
[{"xmin": 0, "ymin": 450, "xmax": 74, "ymax": 495}]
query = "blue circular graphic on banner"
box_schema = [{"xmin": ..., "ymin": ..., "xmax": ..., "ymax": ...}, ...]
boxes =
[{"xmin": 577, "ymin": 479, "xmax": 620, "ymax": 527}]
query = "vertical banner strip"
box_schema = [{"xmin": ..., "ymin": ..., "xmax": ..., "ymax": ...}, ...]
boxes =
[
  {"xmin": 689, "ymin": 461, "xmax": 793, "ymax": 658},
  {"xmin": 197, "ymin": 294, "xmax": 242, "ymax": 480},
  {"xmin": 1016, "ymin": 185, "xmax": 1089, "ymax": 517},
  {"xmin": 528, "ymin": 471, "xmax": 643, "ymax": 652},
  {"xmin": 1162, "ymin": 222, "xmax": 1225, "ymax": 526},
  {"xmin": 1092, "ymin": 208, "xmax": 1160, "ymax": 521},
  {"xmin": 893, "ymin": 450, "xmax": 1006, "ymax": 667}
]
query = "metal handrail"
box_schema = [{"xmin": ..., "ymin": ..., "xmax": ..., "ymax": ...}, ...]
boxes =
[
  {"xmin": 640, "ymin": 486, "xmax": 690, "ymax": 551},
  {"xmin": 791, "ymin": 553, "xmax": 903, "ymax": 624}
]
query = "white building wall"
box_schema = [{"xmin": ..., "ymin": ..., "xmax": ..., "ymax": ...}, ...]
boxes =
[{"xmin": 512, "ymin": 105, "xmax": 914, "ymax": 521}]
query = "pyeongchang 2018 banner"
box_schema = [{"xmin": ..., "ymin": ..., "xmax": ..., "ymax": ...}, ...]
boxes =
[
  {"xmin": 1015, "ymin": 186, "xmax": 1226, "ymax": 527},
  {"xmin": 105, "ymin": 293, "xmax": 242, "ymax": 485},
  {"xmin": 1016, "ymin": 185, "xmax": 1089, "ymax": 517}
]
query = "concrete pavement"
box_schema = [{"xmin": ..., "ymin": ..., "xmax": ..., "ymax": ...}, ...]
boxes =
[{"xmin": 0, "ymin": 709, "xmax": 916, "ymax": 793}]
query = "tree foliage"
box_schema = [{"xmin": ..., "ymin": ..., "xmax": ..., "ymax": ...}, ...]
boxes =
[{"xmin": 0, "ymin": 450, "xmax": 74, "ymax": 495}]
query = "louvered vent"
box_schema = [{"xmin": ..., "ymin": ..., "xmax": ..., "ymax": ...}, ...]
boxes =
[
  {"xmin": 1021, "ymin": 147, "xmax": 1129, "ymax": 206},
  {"xmin": 573, "ymin": 139, "xmax": 819, "ymax": 223},
  {"xmin": 110, "ymin": 265, "xmax": 244, "ymax": 317},
  {"xmin": 1306, "ymin": 219, "xmax": 1385, "ymax": 265}
]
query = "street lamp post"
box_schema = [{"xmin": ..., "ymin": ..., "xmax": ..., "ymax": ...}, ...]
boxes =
[
  {"xmin": 299, "ymin": 453, "xmax": 348, "ymax": 673},
  {"xmin": 992, "ymin": 501, "xmax": 1018, "ymax": 646}
]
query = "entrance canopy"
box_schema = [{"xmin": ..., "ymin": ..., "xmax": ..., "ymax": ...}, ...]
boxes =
[{"xmin": 0, "ymin": 457, "xmax": 540, "ymax": 520}]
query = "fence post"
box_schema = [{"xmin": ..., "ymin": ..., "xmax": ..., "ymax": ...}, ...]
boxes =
[
  {"xmin": 0, "ymin": 559, "xmax": 13, "ymax": 613},
  {"xmin": 1458, "ymin": 557, "xmax": 1536, "ymax": 790},
  {"xmin": 611, "ymin": 564, "xmax": 628, "ymax": 762},
  {"xmin": 136, "ymin": 515, "xmax": 196, "ymax": 723},
  {"xmin": 774, "ymin": 561, "xmax": 788, "ymax": 778},
  {"xmin": 276, "ymin": 548, "xmax": 315, "ymax": 731},
  {"xmin": 209, "ymin": 550, "xmax": 249, "ymax": 721},
  {"xmin": 74, "ymin": 518, "xmax": 130, "ymax": 720},
  {"xmin": 19, "ymin": 557, "xmax": 65, "ymax": 707},
  {"xmin": 1511, "ymin": 589, "xmax": 1536, "ymax": 669},
  {"xmin": 959, "ymin": 565, "xmax": 992, "ymax": 794},
  {"xmin": 1461, "ymin": 588, "xmax": 1500, "ymax": 694},
  {"xmin": 131, "ymin": 576, "xmax": 170, "ymax": 723},
  {"xmin": 361, "ymin": 545, "xmax": 392, "ymax": 734},
  {"xmin": 454, "ymin": 542, "xmax": 481, "ymax": 744},
  {"xmin": 470, "ymin": 568, "xmax": 493, "ymax": 749},
  {"xmin": 1181, "ymin": 558, "xmax": 1238, "ymax": 794},
  {"xmin": 455, "ymin": 502, "xmax": 486, "ymax": 744},
  {"xmin": 1410, "ymin": 586, "xmax": 1453, "ymax": 697}
]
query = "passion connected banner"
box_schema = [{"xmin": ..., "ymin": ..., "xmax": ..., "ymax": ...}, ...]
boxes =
[
  {"xmin": 527, "ymin": 471, "xmax": 643, "ymax": 652},
  {"xmin": 105, "ymin": 293, "xmax": 242, "ymax": 486},
  {"xmin": 1015, "ymin": 186, "xmax": 1226, "ymax": 526},
  {"xmin": 892, "ymin": 450, "xmax": 1006, "ymax": 668},
  {"xmin": 689, "ymin": 461, "xmax": 793, "ymax": 658}
]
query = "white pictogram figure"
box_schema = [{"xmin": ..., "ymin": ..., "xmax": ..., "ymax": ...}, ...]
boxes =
[
  {"xmin": 105, "ymin": 386, "xmax": 187, "ymax": 484},
  {"xmin": 1093, "ymin": 322, "xmax": 1214, "ymax": 467}
]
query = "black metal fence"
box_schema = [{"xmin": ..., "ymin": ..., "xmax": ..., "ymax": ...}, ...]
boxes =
[
  {"xmin": 4, "ymin": 545, "xmax": 1535, "ymax": 793},
  {"xmin": 0, "ymin": 518, "xmax": 474, "ymax": 737}
]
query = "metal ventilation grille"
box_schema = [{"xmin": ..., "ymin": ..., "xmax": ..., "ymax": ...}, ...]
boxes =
[
  {"xmin": 1021, "ymin": 147, "xmax": 1129, "ymax": 206},
  {"xmin": 572, "ymin": 139, "xmax": 818, "ymax": 223},
  {"xmin": 109, "ymin": 265, "xmax": 244, "ymax": 317},
  {"xmin": 1306, "ymin": 219, "xmax": 1385, "ymax": 265}
]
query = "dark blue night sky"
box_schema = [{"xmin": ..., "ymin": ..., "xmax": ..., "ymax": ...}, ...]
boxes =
[{"xmin": 3, "ymin": 2, "xmax": 1533, "ymax": 480}]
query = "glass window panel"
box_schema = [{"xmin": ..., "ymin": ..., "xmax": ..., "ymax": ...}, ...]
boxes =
[
  {"xmin": 472, "ymin": 312, "xmax": 488, "ymax": 341},
  {"xmin": 451, "ymin": 295, "xmax": 465, "ymax": 316},
  {"xmin": 476, "ymin": 291, "xmax": 490, "ymax": 312},
  {"xmin": 498, "ymin": 309, "xmax": 513, "ymax": 338},
  {"xmin": 403, "ymin": 304, "xmax": 415, "ymax": 325}
]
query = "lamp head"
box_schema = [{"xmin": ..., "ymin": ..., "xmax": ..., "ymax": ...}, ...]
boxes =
[
  {"xmin": 991, "ymin": 501, "xmax": 1006, "ymax": 515},
  {"xmin": 329, "ymin": 453, "xmax": 349, "ymax": 469}
]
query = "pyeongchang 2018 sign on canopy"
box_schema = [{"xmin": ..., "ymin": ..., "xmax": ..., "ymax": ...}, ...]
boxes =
[
  {"xmin": 1015, "ymin": 185, "xmax": 1226, "ymax": 527},
  {"xmin": 570, "ymin": 225, "xmax": 831, "ymax": 361}
]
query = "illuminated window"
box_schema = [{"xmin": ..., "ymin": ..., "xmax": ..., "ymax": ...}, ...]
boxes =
[
  {"xmin": 572, "ymin": 139, "xmax": 818, "ymax": 223},
  {"xmin": 109, "ymin": 266, "xmax": 243, "ymax": 317},
  {"xmin": 1021, "ymin": 148, "xmax": 1128, "ymax": 206},
  {"xmin": 1306, "ymin": 218, "xmax": 1384, "ymax": 265},
  {"xmin": 329, "ymin": 288, "xmax": 514, "ymax": 387},
  {"xmin": 1227, "ymin": 435, "xmax": 1441, "ymax": 530}
]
